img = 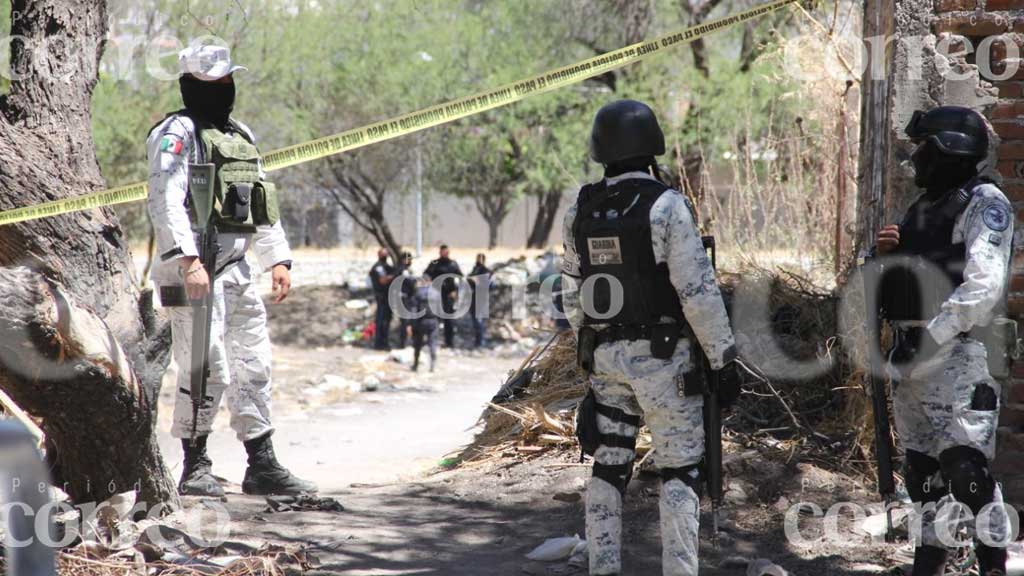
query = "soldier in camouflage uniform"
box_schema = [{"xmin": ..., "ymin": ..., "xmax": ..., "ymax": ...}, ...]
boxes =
[
  {"xmin": 875, "ymin": 106, "xmax": 1013, "ymax": 576},
  {"xmin": 561, "ymin": 100, "xmax": 740, "ymax": 576},
  {"xmin": 147, "ymin": 45, "xmax": 316, "ymax": 498}
]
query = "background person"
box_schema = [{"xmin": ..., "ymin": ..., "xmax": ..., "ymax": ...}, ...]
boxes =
[
  {"xmin": 468, "ymin": 253, "xmax": 492, "ymax": 348},
  {"xmin": 395, "ymin": 251, "xmax": 417, "ymax": 348},
  {"xmin": 147, "ymin": 44, "xmax": 315, "ymax": 497},
  {"xmin": 424, "ymin": 244, "xmax": 463, "ymax": 348},
  {"xmin": 410, "ymin": 275, "xmax": 442, "ymax": 372},
  {"xmin": 369, "ymin": 248, "xmax": 395, "ymax": 350}
]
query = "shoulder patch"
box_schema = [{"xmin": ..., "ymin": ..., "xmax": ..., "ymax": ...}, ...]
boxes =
[
  {"xmin": 159, "ymin": 135, "xmax": 184, "ymax": 155},
  {"xmin": 982, "ymin": 203, "xmax": 1010, "ymax": 232}
]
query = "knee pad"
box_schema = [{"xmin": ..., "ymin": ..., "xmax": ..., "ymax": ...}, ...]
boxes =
[
  {"xmin": 661, "ymin": 464, "xmax": 702, "ymax": 497},
  {"xmin": 593, "ymin": 462, "xmax": 633, "ymax": 496},
  {"xmin": 939, "ymin": 446, "xmax": 995, "ymax": 515},
  {"xmin": 905, "ymin": 450, "xmax": 944, "ymax": 504}
]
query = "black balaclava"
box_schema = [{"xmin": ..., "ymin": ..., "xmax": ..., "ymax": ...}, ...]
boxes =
[
  {"xmin": 179, "ymin": 74, "xmax": 235, "ymax": 128},
  {"xmin": 604, "ymin": 155, "xmax": 657, "ymax": 179},
  {"xmin": 911, "ymin": 140, "xmax": 979, "ymax": 197}
]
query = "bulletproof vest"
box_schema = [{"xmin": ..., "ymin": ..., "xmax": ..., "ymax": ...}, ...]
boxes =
[
  {"xmin": 878, "ymin": 180, "xmax": 982, "ymax": 321},
  {"xmin": 573, "ymin": 178, "xmax": 684, "ymax": 326},
  {"xmin": 155, "ymin": 111, "xmax": 281, "ymax": 233}
]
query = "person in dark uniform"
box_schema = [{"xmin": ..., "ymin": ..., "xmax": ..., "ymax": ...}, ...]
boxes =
[
  {"xmin": 468, "ymin": 253, "xmax": 492, "ymax": 348},
  {"xmin": 410, "ymin": 275, "xmax": 442, "ymax": 372},
  {"xmin": 395, "ymin": 251, "xmax": 416, "ymax": 348},
  {"xmin": 368, "ymin": 248, "xmax": 395, "ymax": 350},
  {"xmin": 424, "ymin": 244, "xmax": 463, "ymax": 348}
]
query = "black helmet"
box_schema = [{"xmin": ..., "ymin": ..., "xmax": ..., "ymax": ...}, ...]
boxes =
[
  {"xmin": 904, "ymin": 106, "xmax": 989, "ymax": 158},
  {"xmin": 589, "ymin": 99, "xmax": 666, "ymax": 164}
]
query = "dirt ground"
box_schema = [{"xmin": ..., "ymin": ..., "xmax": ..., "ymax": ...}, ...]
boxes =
[{"xmin": 202, "ymin": 449, "xmax": 909, "ymax": 576}]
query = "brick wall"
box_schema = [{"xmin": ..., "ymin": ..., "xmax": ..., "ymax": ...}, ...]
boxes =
[{"xmin": 931, "ymin": 0, "xmax": 1024, "ymax": 502}]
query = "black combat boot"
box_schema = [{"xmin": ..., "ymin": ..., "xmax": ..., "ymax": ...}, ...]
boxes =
[
  {"xmin": 179, "ymin": 436, "xmax": 224, "ymax": 497},
  {"xmin": 241, "ymin": 432, "xmax": 318, "ymax": 495},
  {"xmin": 977, "ymin": 543, "xmax": 1008, "ymax": 576},
  {"xmin": 912, "ymin": 546, "xmax": 948, "ymax": 576}
]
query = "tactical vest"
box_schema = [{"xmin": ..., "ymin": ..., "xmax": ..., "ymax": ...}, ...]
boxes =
[
  {"xmin": 878, "ymin": 180, "xmax": 983, "ymax": 321},
  {"xmin": 153, "ymin": 111, "xmax": 280, "ymax": 233},
  {"xmin": 573, "ymin": 178, "xmax": 684, "ymax": 326}
]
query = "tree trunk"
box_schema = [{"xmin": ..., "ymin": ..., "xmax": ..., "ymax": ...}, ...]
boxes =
[
  {"xmin": 485, "ymin": 218, "xmax": 500, "ymax": 250},
  {"xmin": 857, "ymin": 0, "xmax": 895, "ymax": 253},
  {"xmin": 526, "ymin": 188, "xmax": 563, "ymax": 249},
  {"xmin": 0, "ymin": 0, "xmax": 177, "ymax": 507}
]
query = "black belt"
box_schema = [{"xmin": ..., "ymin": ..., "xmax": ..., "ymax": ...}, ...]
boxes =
[
  {"xmin": 894, "ymin": 326, "xmax": 968, "ymax": 343},
  {"xmin": 595, "ymin": 324, "xmax": 686, "ymax": 345}
]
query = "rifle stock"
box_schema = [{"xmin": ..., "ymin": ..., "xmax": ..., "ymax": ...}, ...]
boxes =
[{"xmin": 860, "ymin": 255, "xmax": 896, "ymax": 538}]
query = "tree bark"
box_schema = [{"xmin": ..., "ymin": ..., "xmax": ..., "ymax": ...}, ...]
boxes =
[
  {"xmin": 526, "ymin": 188, "xmax": 563, "ymax": 249},
  {"xmin": 325, "ymin": 158, "xmax": 403, "ymax": 261},
  {"xmin": 0, "ymin": 0, "xmax": 176, "ymax": 506}
]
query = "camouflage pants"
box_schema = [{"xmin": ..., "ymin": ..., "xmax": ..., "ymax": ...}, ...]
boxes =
[
  {"xmin": 168, "ymin": 277, "xmax": 275, "ymax": 442},
  {"xmin": 892, "ymin": 338, "xmax": 1010, "ymax": 548},
  {"xmin": 586, "ymin": 339, "xmax": 704, "ymax": 576}
]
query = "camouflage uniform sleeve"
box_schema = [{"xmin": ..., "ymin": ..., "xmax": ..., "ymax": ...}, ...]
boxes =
[
  {"xmin": 237, "ymin": 119, "xmax": 294, "ymax": 270},
  {"xmin": 560, "ymin": 199, "xmax": 584, "ymax": 332},
  {"xmin": 656, "ymin": 193, "xmax": 736, "ymax": 369},
  {"xmin": 146, "ymin": 116, "xmax": 198, "ymax": 262},
  {"xmin": 927, "ymin": 187, "xmax": 1013, "ymax": 344}
]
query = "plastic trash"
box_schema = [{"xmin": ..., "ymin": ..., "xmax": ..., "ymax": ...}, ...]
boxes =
[
  {"xmin": 1007, "ymin": 541, "xmax": 1024, "ymax": 576},
  {"xmin": 857, "ymin": 507, "xmax": 910, "ymax": 537},
  {"xmin": 526, "ymin": 535, "xmax": 586, "ymax": 562},
  {"xmin": 747, "ymin": 558, "xmax": 788, "ymax": 576}
]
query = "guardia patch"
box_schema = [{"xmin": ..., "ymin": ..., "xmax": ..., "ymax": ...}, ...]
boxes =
[
  {"xmin": 160, "ymin": 135, "xmax": 183, "ymax": 155},
  {"xmin": 982, "ymin": 203, "xmax": 1010, "ymax": 232},
  {"xmin": 588, "ymin": 236, "xmax": 623, "ymax": 265}
]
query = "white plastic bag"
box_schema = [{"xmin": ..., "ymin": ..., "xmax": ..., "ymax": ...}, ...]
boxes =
[{"xmin": 526, "ymin": 535, "xmax": 586, "ymax": 562}]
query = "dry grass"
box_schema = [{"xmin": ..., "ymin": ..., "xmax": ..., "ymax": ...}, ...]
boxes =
[{"xmin": 693, "ymin": 1, "xmax": 862, "ymax": 281}]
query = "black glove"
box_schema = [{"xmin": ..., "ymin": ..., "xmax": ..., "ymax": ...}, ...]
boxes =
[
  {"xmin": 716, "ymin": 361, "xmax": 742, "ymax": 409},
  {"xmin": 891, "ymin": 329, "xmax": 942, "ymax": 379}
]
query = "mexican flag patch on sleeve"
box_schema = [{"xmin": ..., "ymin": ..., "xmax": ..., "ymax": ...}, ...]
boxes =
[{"xmin": 160, "ymin": 135, "xmax": 183, "ymax": 155}]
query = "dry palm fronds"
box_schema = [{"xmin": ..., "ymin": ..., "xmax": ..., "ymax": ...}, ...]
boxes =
[
  {"xmin": 3, "ymin": 543, "xmax": 316, "ymax": 576},
  {"xmin": 460, "ymin": 268, "xmax": 878, "ymax": 484},
  {"xmin": 458, "ymin": 331, "xmax": 584, "ymax": 466}
]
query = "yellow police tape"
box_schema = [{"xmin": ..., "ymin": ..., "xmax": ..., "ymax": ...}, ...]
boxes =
[{"xmin": 0, "ymin": 0, "xmax": 795, "ymax": 227}]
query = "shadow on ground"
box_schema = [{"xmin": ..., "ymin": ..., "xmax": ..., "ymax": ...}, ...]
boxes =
[{"xmin": 222, "ymin": 453, "xmax": 903, "ymax": 576}]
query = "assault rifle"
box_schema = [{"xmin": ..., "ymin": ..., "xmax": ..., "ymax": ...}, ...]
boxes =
[
  {"xmin": 859, "ymin": 253, "xmax": 896, "ymax": 540},
  {"xmin": 700, "ymin": 235, "xmax": 723, "ymax": 545},
  {"xmin": 187, "ymin": 163, "xmax": 218, "ymax": 446}
]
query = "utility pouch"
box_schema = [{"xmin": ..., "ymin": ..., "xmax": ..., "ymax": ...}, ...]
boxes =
[
  {"xmin": 982, "ymin": 317, "xmax": 1020, "ymax": 380},
  {"xmin": 682, "ymin": 337, "xmax": 707, "ymax": 397},
  {"xmin": 158, "ymin": 286, "xmax": 189, "ymax": 308},
  {"xmin": 650, "ymin": 324, "xmax": 679, "ymax": 360},
  {"xmin": 225, "ymin": 182, "xmax": 253, "ymax": 223},
  {"xmin": 575, "ymin": 388, "xmax": 600, "ymax": 460},
  {"xmin": 578, "ymin": 327, "xmax": 598, "ymax": 374},
  {"xmin": 253, "ymin": 182, "xmax": 280, "ymax": 225}
]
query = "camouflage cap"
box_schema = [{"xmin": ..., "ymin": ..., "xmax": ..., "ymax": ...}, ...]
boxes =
[{"xmin": 178, "ymin": 44, "xmax": 247, "ymax": 81}]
